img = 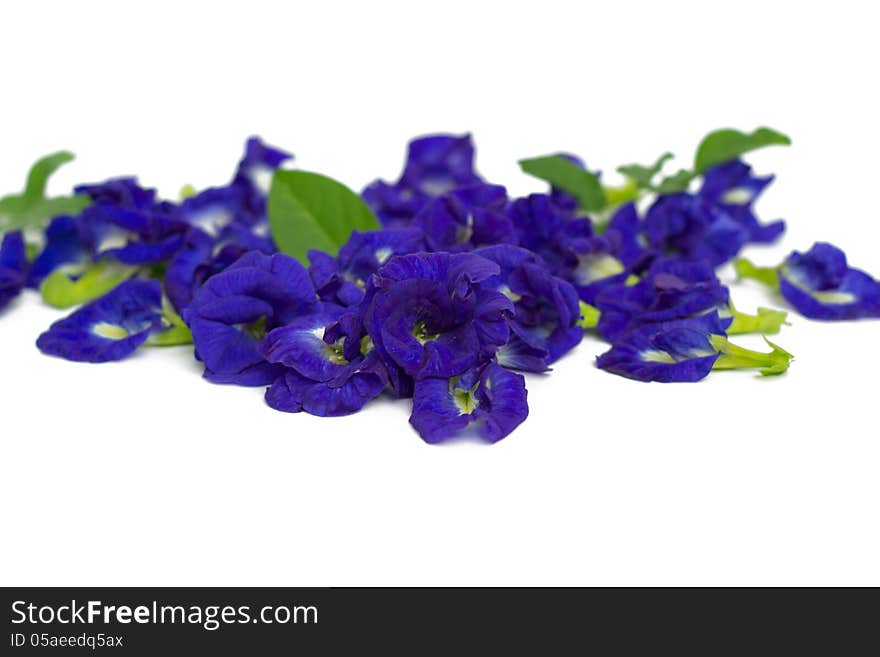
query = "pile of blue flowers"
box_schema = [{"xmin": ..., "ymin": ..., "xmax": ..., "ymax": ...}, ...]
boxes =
[{"xmin": 2, "ymin": 129, "xmax": 879, "ymax": 444}]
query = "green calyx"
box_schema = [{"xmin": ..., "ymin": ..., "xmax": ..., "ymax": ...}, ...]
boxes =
[
  {"xmin": 733, "ymin": 257, "xmax": 781, "ymax": 289},
  {"xmin": 146, "ymin": 299, "xmax": 193, "ymax": 347},
  {"xmin": 40, "ymin": 260, "xmax": 137, "ymax": 309},
  {"xmin": 451, "ymin": 379, "xmax": 480, "ymax": 415},
  {"xmin": 577, "ymin": 301, "xmax": 600, "ymax": 329},
  {"xmin": 725, "ymin": 305, "xmax": 789, "ymax": 335},
  {"xmin": 710, "ymin": 335, "xmax": 793, "ymax": 376},
  {"xmin": 413, "ymin": 321, "xmax": 439, "ymax": 345}
]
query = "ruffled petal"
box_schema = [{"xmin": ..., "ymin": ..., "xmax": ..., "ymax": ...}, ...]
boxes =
[{"xmin": 36, "ymin": 279, "xmax": 163, "ymax": 363}]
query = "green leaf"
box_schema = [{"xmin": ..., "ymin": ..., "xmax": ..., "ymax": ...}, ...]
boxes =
[
  {"xmin": 40, "ymin": 260, "xmax": 136, "ymax": 309},
  {"xmin": 576, "ymin": 301, "xmax": 600, "ymax": 329},
  {"xmin": 268, "ymin": 170, "xmax": 381, "ymax": 265},
  {"xmin": 0, "ymin": 151, "xmax": 91, "ymax": 234},
  {"xmin": 694, "ymin": 127, "xmax": 791, "ymax": 173},
  {"xmin": 655, "ymin": 169, "xmax": 696, "ymax": 194},
  {"xmin": 733, "ymin": 257, "xmax": 780, "ymax": 289},
  {"xmin": 710, "ymin": 335, "xmax": 793, "ymax": 376},
  {"xmin": 25, "ymin": 151, "xmax": 75, "ymax": 198},
  {"xmin": 725, "ymin": 305, "xmax": 789, "ymax": 335},
  {"xmin": 518, "ymin": 155, "xmax": 606, "ymax": 212},
  {"xmin": 617, "ymin": 152, "xmax": 674, "ymax": 190}
]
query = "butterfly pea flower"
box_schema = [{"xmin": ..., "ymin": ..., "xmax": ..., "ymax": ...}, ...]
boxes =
[
  {"xmin": 779, "ymin": 243, "xmax": 880, "ymax": 320},
  {"xmin": 164, "ymin": 229, "xmax": 216, "ymax": 314},
  {"xmin": 413, "ymin": 183, "xmax": 515, "ymax": 252},
  {"xmin": 26, "ymin": 215, "xmax": 90, "ymax": 288},
  {"xmin": 74, "ymin": 177, "xmax": 157, "ymax": 212},
  {"xmin": 308, "ymin": 228, "xmax": 424, "ymax": 307},
  {"xmin": 35, "ymin": 279, "xmax": 164, "ymax": 362},
  {"xmin": 184, "ymin": 251, "xmax": 320, "ymax": 385},
  {"xmin": 699, "ymin": 159, "xmax": 785, "ymax": 244},
  {"xmin": 77, "ymin": 202, "xmax": 187, "ymax": 266},
  {"xmin": 362, "ymin": 134, "xmax": 483, "ymax": 226},
  {"xmin": 473, "ymin": 244, "xmax": 581, "ymax": 370},
  {"xmin": 0, "ymin": 231, "xmax": 28, "ymax": 311},
  {"xmin": 179, "ymin": 137, "xmax": 290, "ymax": 236},
  {"xmin": 409, "ymin": 362, "xmax": 528, "ymax": 444},
  {"xmin": 165, "ymin": 220, "xmax": 277, "ymax": 316},
  {"xmin": 644, "ymin": 193, "xmax": 749, "ymax": 267},
  {"xmin": 735, "ymin": 243, "xmax": 880, "ymax": 321},
  {"xmin": 774, "ymin": 243, "xmax": 880, "ymax": 320},
  {"xmin": 233, "ymin": 136, "xmax": 293, "ymax": 218},
  {"xmin": 174, "ymin": 185, "xmax": 253, "ymax": 238},
  {"xmin": 596, "ymin": 313, "xmax": 727, "ymax": 382},
  {"xmin": 594, "ymin": 258, "xmax": 730, "ymax": 342},
  {"xmin": 260, "ymin": 310, "xmax": 387, "ymax": 416},
  {"xmin": 600, "ymin": 202, "xmax": 653, "ymax": 270},
  {"xmin": 361, "ymin": 252, "xmax": 514, "ymax": 392},
  {"xmin": 505, "ymin": 193, "xmax": 594, "ymax": 276},
  {"xmin": 597, "ymin": 309, "xmax": 794, "ymax": 383},
  {"xmin": 554, "ymin": 203, "xmax": 653, "ymax": 306}
]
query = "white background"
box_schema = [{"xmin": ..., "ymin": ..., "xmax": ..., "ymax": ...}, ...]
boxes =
[{"xmin": 1, "ymin": 1, "xmax": 879, "ymax": 586}]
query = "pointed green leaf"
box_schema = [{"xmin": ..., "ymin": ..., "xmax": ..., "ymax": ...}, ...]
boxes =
[
  {"xmin": 655, "ymin": 169, "xmax": 696, "ymax": 194},
  {"xmin": 24, "ymin": 151, "xmax": 76, "ymax": 199},
  {"xmin": 0, "ymin": 151, "xmax": 91, "ymax": 234},
  {"xmin": 518, "ymin": 155, "xmax": 606, "ymax": 212},
  {"xmin": 694, "ymin": 127, "xmax": 791, "ymax": 173},
  {"xmin": 617, "ymin": 152, "xmax": 674, "ymax": 190},
  {"xmin": 268, "ymin": 170, "xmax": 381, "ymax": 265}
]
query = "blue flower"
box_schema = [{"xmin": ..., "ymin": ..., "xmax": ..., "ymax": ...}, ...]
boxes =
[
  {"xmin": 595, "ymin": 313, "xmax": 727, "ymax": 382},
  {"xmin": 474, "ymin": 244, "xmax": 581, "ymax": 370},
  {"xmin": 74, "ymin": 177, "xmax": 157, "ymax": 211},
  {"xmin": 36, "ymin": 279, "xmax": 163, "ymax": 362},
  {"xmin": 594, "ymin": 258, "xmax": 730, "ymax": 342},
  {"xmin": 0, "ymin": 231, "xmax": 28, "ymax": 311},
  {"xmin": 409, "ymin": 362, "xmax": 529, "ymax": 444},
  {"xmin": 175, "ymin": 184, "xmax": 252, "ymax": 237},
  {"xmin": 183, "ymin": 251, "xmax": 319, "ymax": 385},
  {"xmin": 77, "ymin": 202, "xmax": 188, "ymax": 266},
  {"xmin": 645, "ymin": 193, "xmax": 749, "ymax": 267},
  {"xmin": 361, "ymin": 252, "xmax": 513, "ymax": 392},
  {"xmin": 233, "ymin": 136, "xmax": 293, "ymax": 218},
  {"xmin": 602, "ymin": 202, "xmax": 654, "ymax": 270},
  {"xmin": 260, "ymin": 310, "xmax": 387, "ymax": 416},
  {"xmin": 362, "ymin": 134, "xmax": 483, "ymax": 226},
  {"xmin": 26, "ymin": 215, "xmax": 89, "ymax": 288},
  {"xmin": 779, "ymin": 242, "xmax": 880, "ymax": 320},
  {"xmin": 413, "ymin": 183, "xmax": 514, "ymax": 252},
  {"xmin": 699, "ymin": 159, "xmax": 785, "ymax": 244},
  {"xmin": 308, "ymin": 228, "xmax": 424, "ymax": 307},
  {"xmin": 505, "ymin": 193, "xmax": 593, "ymax": 276},
  {"xmin": 163, "ymin": 229, "xmax": 216, "ymax": 314}
]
